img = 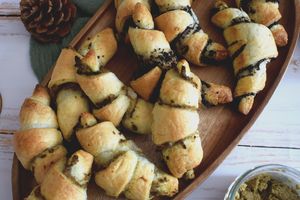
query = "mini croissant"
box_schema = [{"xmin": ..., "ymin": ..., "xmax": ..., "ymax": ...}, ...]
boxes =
[
  {"xmin": 75, "ymin": 28, "xmax": 154, "ymax": 134},
  {"xmin": 152, "ymin": 60, "xmax": 203, "ymax": 178},
  {"xmin": 48, "ymin": 47, "xmax": 90, "ymax": 141},
  {"xmin": 154, "ymin": 0, "xmax": 228, "ymax": 66},
  {"xmin": 235, "ymin": 0, "xmax": 288, "ymax": 47},
  {"xmin": 76, "ymin": 112, "xmax": 179, "ymax": 199},
  {"xmin": 123, "ymin": 3, "xmax": 177, "ymax": 100},
  {"xmin": 26, "ymin": 150, "xmax": 93, "ymax": 200},
  {"xmin": 212, "ymin": 1, "xmax": 278, "ymax": 114},
  {"xmin": 14, "ymin": 85, "xmax": 67, "ymax": 184}
]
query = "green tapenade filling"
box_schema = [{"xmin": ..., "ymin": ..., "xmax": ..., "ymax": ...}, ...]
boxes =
[{"xmin": 235, "ymin": 174, "xmax": 300, "ymax": 200}]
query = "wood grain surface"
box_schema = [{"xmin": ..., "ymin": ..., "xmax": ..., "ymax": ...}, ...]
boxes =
[{"xmin": 2, "ymin": 0, "xmax": 300, "ymax": 199}]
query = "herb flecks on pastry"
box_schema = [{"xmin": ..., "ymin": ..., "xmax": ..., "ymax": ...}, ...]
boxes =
[
  {"xmin": 201, "ymin": 81, "xmax": 233, "ymax": 107},
  {"xmin": 128, "ymin": 5, "xmax": 177, "ymax": 70},
  {"xmin": 152, "ymin": 60, "xmax": 203, "ymax": 178},
  {"xmin": 236, "ymin": 0, "xmax": 288, "ymax": 47},
  {"xmin": 212, "ymin": 1, "xmax": 278, "ymax": 114},
  {"xmin": 26, "ymin": 150, "xmax": 93, "ymax": 200},
  {"xmin": 75, "ymin": 28, "xmax": 118, "ymax": 75},
  {"xmin": 154, "ymin": 0, "xmax": 228, "ymax": 66},
  {"xmin": 76, "ymin": 112, "xmax": 179, "ymax": 199}
]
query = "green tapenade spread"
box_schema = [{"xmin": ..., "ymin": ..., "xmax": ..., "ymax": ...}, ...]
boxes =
[{"xmin": 234, "ymin": 174, "xmax": 300, "ymax": 200}]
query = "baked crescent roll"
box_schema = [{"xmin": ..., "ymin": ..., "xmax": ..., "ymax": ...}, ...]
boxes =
[
  {"xmin": 19, "ymin": 85, "xmax": 58, "ymax": 131},
  {"xmin": 114, "ymin": 0, "xmax": 152, "ymax": 36},
  {"xmin": 129, "ymin": 27, "xmax": 177, "ymax": 70},
  {"xmin": 14, "ymin": 85, "xmax": 67, "ymax": 185},
  {"xmin": 151, "ymin": 60, "xmax": 203, "ymax": 178},
  {"xmin": 47, "ymin": 48, "xmax": 90, "ymax": 142},
  {"xmin": 56, "ymin": 86, "xmax": 89, "ymax": 141},
  {"xmin": 76, "ymin": 112, "xmax": 179, "ymax": 199},
  {"xmin": 122, "ymin": 3, "xmax": 177, "ymax": 100},
  {"xmin": 75, "ymin": 28, "xmax": 127, "ymax": 126},
  {"xmin": 77, "ymin": 28, "xmax": 118, "ymax": 72},
  {"xmin": 26, "ymin": 150, "xmax": 93, "ymax": 200},
  {"xmin": 235, "ymin": 0, "xmax": 288, "ymax": 47},
  {"xmin": 48, "ymin": 48, "xmax": 81, "ymax": 91},
  {"xmin": 212, "ymin": 1, "xmax": 278, "ymax": 114},
  {"xmin": 154, "ymin": 0, "xmax": 228, "ymax": 66},
  {"xmin": 162, "ymin": 132, "xmax": 203, "ymax": 178}
]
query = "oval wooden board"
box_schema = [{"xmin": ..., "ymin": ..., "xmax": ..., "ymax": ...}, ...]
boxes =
[{"xmin": 12, "ymin": 0, "xmax": 300, "ymax": 199}]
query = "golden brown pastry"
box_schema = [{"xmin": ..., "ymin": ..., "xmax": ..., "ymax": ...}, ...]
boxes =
[
  {"xmin": 26, "ymin": 150, "xmax": 93, "ymax": 200},
  {"xmin": 47, "ymin": 47, "xmax": 90, "ymax": 142},
  {"xmin": 116, "ymin": 2, "xmax": 176, "ymax": 100},
  {"xmin": 122, "ymin": 97, "xmax": 153, "ymax": 134},
  {"xmin": 75, "ymin": 28, "xmax": 154, "ymax": 132},
  {"xmin": 56, "ymin": 86, "xmax": 89, "ymax": 141},
  {"xmin": 130, "ymin": 66, "xmax": 162, "ymax": 100},
  {"xmin": 76, "ymin": 112, "xmax": 178, "ymax": 199},
  {"xmin": 235, "ymin": 0, "xmax": 288, "ymax": 47},
  {"xmin": 154, "ymin": 0, "xmax": 228, "ymax": 66},
  {"xmin": 77, "ymin": 28, "xmax": 118, "ymax": 71},
  {"xmin": 128, "ymin": 4, "xmax": 177, "ymax": 70},
  {"xmin": 212, "ymin": 1, "xmax": 278, "ymax": 114},
  {"xmin": 114, "ymin": 0, "xmax": 152, "ymax": 39},
  {"xmin": 201, "ymin": 80, "xmax": 233, "ymax": 107},
  {"xmin": 151, "ymin": 60, "xmax": 203, "ymax": 178},
  {"xmin": 48, "ymin": 48, "xmax": 81, "ymax": 91},
  {"xmin": 14, "ymin": 85, "xmax": 67, "ymax": 184}
]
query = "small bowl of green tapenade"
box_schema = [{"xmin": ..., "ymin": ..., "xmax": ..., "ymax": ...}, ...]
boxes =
[{"xmin": 224, "ymin": 164, "xmax": 300, "ymax": 200}]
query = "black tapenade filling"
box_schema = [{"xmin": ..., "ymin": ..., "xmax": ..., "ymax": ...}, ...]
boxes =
[
  {"xmin": 240, "ymin": 0, "xmax": 252, "ymax": 13},
  {"xmin": 200, "ymin": 81, "xmax": 214, "ymax": 107},
  {"xmin": 268, "ymin": 21, "xmax": 279, "ymax": 29},
  {"xmin": 95, "ymin": 94, "xmax": 118, "ymax": 109},
  {"xmin": 122, "ymin": 17, "xmax": 137, "ymax": 35},
  {"xmin": 234, "ymin": 92, "xmax": 256, "ymax": 105},
  {"xmin": 181, "ymin": 6, "xmax": 199, "ymax": 23},
  {"xmin": 171, "ymin": 23, "xmax": 200, "ymax": 55},
  {"xmin": 138, "ymin": 49, "xmax": 177, "ymax": 70},
  {"xmin": 122, "ymin": 16, "xmax": 154, "ymax": 39},
  {"xmin": 200, "ymin": 39, "xmax": 222, "ymax": 65},
  {"xmin": 74, "ymin": 56, "xmax": 104, "ymax": 76},
  {"xmin": 236, "ymin": 58, "xmax": 268, "ymax": 80},
  {"xmin": 231, "ymin": 44, "xmax": 246, "ymax": 61},
  {"xmin": 230, "ymin": 16, "xmax": 251, "ymax": 26}
]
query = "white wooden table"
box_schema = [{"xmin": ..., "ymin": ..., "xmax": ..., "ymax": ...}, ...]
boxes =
[{"xmin": 0, "ymin": 1, "xmax": 299, "ymax": 200}]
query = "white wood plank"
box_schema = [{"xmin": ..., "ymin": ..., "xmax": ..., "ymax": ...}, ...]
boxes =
[
  {"xmin": 0, "ymin": 18, "xmax": 37, "ymax": 130},
  {"xmin": 0, "ymin": 1, "xmax": 19, "ymax": 15},
  {"xmin": 188, "ymin": 146, "xmax": 300, "ymax": 200},
  {"xmin": 239, "ymin": 41, "xmax": 300, "ymax": 148}
]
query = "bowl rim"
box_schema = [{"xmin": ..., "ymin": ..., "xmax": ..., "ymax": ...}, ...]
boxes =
[{"xmin": 224, "ymin": 164, "xmax": 300, "ymax": 200}]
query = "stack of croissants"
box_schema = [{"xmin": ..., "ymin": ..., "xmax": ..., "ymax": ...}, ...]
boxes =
[{"xmin": 14, "ymin": 0, "xmax": 286, "ymax": 199}]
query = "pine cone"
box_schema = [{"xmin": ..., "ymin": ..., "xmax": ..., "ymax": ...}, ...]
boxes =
[{"xmin": 20, "ymin": 0, "xmax": 77, "ymax": 43}]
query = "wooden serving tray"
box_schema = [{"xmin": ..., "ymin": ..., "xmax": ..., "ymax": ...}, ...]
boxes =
[{"xmin": 12, "ymin": 0, "xmax": 300, "ymax": 199}]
